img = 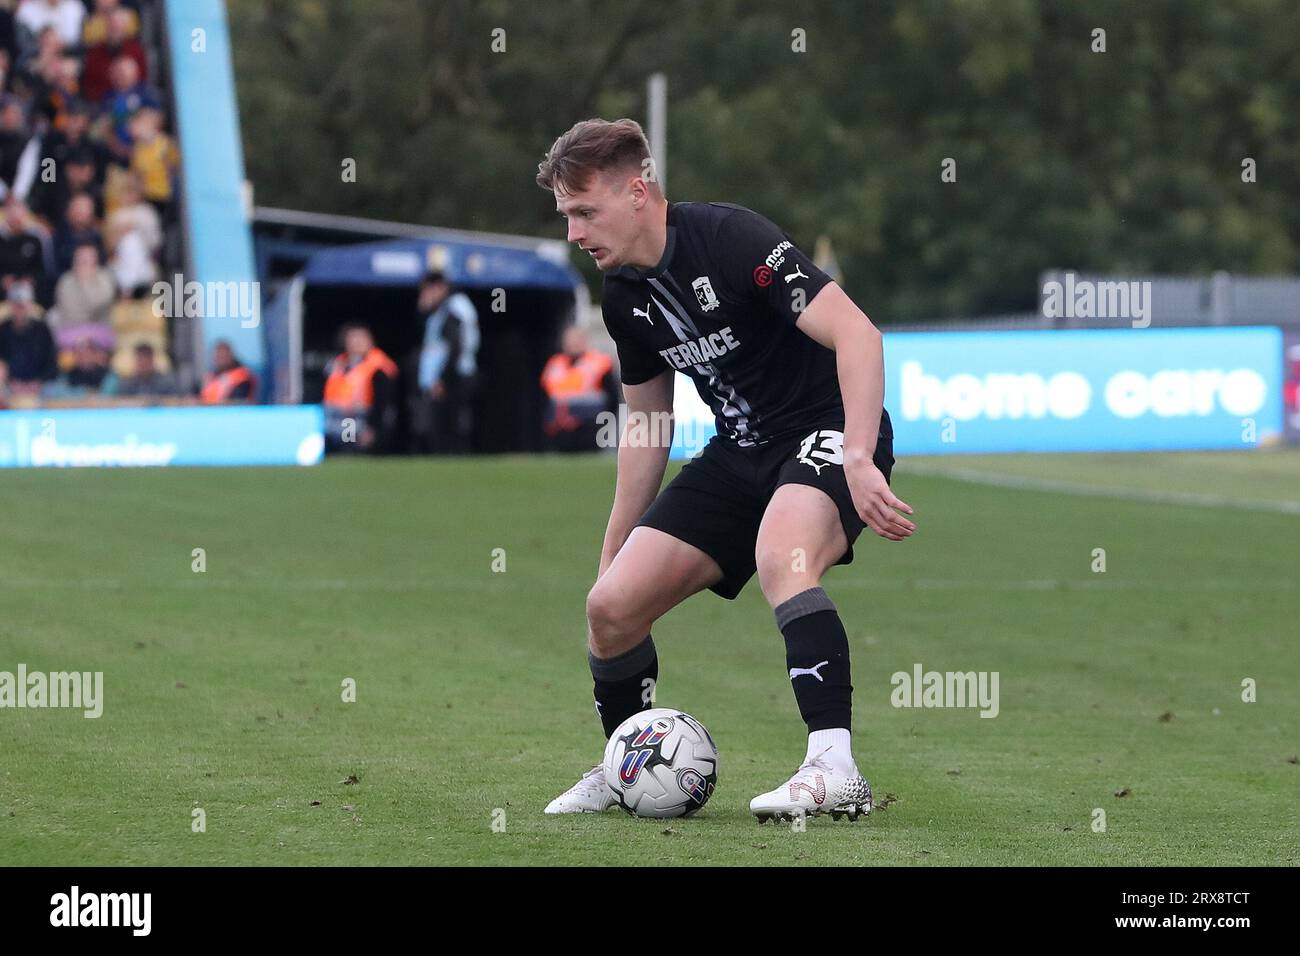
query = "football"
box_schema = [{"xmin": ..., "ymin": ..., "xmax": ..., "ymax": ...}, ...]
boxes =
[{"xmin": 603, "ymin": 708, "xmax": 719, "ymax": 818}]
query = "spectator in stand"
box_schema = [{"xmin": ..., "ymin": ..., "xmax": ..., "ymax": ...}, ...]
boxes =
[
  {"xmin": 127, "ymin": 106, "xmax": 176, "ymax": 214},
  {"xmin": 540, "ymin": 325, "xmax": 620, "ymax": 453},
  {"xmin": 82, "ymin": 0, "xmax": 139, "ymax": 47},
  {"xmin": 0, "ymin": 94, "xmax": 39, "ymax": 200},
  {"xmin": 14, "ymin": 23, "xmax": 62, "ymax": 85},
  {"xmin": 51, "ymin": 191, "xmax": 101, "ymax": 272},
  {"xmin": 36, "ymin": 99, "xmax": 109, "ymax": 186},
  {"xmin": 103, "ymin": 171, "xmax": 158, "ymax": 290},
  {"xmin": 116, "ymin": 341, "xmax": 178, "ymax": 399},
  {"xmin": 0, "ymin": 273, "xmax": 40, "ymax": 319},
  {"xmin": 323, "ymin": 324, "xmax": 398, "ymax": 453},
  {"xmin": 102, "ymin": 55, "xmax": 158, "ymax": 162},
  {"xmin": 0, "ymin": 357, "xmax": 9, "ymax": 408},
  {"xmin": 82, "ymin": 6, "xmax": 145, "ymax": 103},
  {"xmin": 52, "ymin": 241, "xmax": 113, "ymax": 331},
  {"xmin": 15, "ymin": 0, "xmax": 85, "ymax": 52},
  {"xmin": 0, "ymin": 196, "xmax": 50, "ymax": 295},
  {"xmin": 61, "ymin": 148, "xmax": 102, "ymax": 223},
  {"xmin": 32, "ymin": 50, "xmax": 81, "ymax": 131},
  {"xmin": 200, "ymin": 340, "xmax": 256, "ymax": 405},
  {"xmin": 46, "ymin": 334, "xmax": 115, "ymax": 397},
  {"xmin": 0, "ymin": 279, "xmax": 55, "ymax": 394},
  {"xmin": 0, "ymin": 97, "xmax": 25, "ymax": 175},
  {"xmin": 32, "ymin": 146, "xmax": 102, "ymax": 230},
  {"xmin": 0, "ymin": 49, "xmax": 12, "ymax": 98}
]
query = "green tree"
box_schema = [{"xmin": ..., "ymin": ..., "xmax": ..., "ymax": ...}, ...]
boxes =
[{"xmin": 228, "ymin": 0, "xmax": 1300, "ymax": 321}]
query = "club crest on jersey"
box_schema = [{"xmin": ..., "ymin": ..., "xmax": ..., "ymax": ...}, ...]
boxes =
[{"xmin": 692, "ymin": 275, "xmax": 720, "ymax": 312}]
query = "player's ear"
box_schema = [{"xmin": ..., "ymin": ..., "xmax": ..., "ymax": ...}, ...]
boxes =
[{"xmin": 627, "ymin": 176, "xmax": 643, "ymax": 208}]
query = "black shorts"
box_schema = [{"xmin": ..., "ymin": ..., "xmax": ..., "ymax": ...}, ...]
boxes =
[{"xmin": 635, "ymin": 411, "xmax": 895, "ymax": 600}]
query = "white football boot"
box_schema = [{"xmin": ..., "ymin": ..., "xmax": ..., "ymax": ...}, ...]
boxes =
[
  {"xmin": 750, "ymin": 748, "xmax": 873, "ymax": 823},
  {"xmin": 543, "ymin": 763, "xmax": 614, "ymax": 814}
]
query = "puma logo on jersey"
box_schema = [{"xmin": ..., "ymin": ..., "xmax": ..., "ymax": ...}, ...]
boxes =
[
  {"xmin": 633, "ymin": 303, "xmax": 652, "ymax": 324},
  {"xmin": 784, "ymin": 265, "xmax": 809, "ymax": 283},
  {"xmin": 657, "ymin": 326, "xmax": 741, "ymax": 370},
  {"xmin": 789, "ymin": 660, "xmax": 830, "ymax": 682}
]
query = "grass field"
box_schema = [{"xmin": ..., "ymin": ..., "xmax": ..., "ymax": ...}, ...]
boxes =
[{"xmin": 2, "ymin": 448, "xmax": 1297, "ymax": 866}]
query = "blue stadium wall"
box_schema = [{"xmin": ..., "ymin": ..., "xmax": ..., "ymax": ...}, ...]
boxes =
[{"xmin": 164, "ymin": 0, "xmax": 263, "ymax": 375}]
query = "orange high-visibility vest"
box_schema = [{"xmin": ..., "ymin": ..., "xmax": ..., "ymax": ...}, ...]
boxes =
[
  {"xmin": 323, "ymin": 347, "xmax": 398, "ymax": 410},
  {"xmin": 541, "ymin": 350, "xmax": 612, "ymax": 401},
  {"xmin": 540, "ymin": 350, "xmax": 612, "ymax": 434},
  {"xmin": 201, "ymin": 365, "xmax": 255, "ymax": 404}
]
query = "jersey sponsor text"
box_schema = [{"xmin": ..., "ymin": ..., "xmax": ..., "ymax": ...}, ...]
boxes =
[{"xmin": 658, "ymin": 326, "xmax": 741, "ymax": 370}]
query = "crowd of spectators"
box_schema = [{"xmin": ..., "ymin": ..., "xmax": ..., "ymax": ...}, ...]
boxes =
[{"xmin": 0, "ymin": 0, "xmax": 209, "ymax": 410}]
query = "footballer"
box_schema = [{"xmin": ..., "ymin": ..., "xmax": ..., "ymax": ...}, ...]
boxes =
[{"xmin": 536, "ymin": 118, "xmax": 915, "ymax": 821}]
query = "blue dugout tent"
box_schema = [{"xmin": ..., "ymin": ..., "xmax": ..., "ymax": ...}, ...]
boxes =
[{"xmin": 262, "ymin": 231, "xmax": 585, "ymax": 452}]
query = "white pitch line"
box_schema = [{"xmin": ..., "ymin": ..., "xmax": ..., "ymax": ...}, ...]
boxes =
[
  {"xmin": 1, "ymin": 576, "xmax": 1295, "ymax": 593},
  {"xmin": 901, "ymin": 463, "xmax": 1300, "ymax": 515},
  {"xmin": 0, "ymin": 578, "xmax": 508, "ymax": 592},
  {"xmin": 833, "ymin": 578, "xmax": 1300, "ymax": 592}
]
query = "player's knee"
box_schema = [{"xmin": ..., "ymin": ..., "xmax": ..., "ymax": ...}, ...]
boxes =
[
  {"xmin": 755, "ymin": 542, "xmax": 816, "ymax": 602},
  {"xmin": 754, "ymin": 541, "xmax": 794, "ymax": 586},
  {"xmin": 585, "ymin": 582, "xmax": 641, "ymax": 651}
]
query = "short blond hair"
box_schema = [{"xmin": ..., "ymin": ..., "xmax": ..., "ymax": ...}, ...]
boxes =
[{"xmin": 536, "ymin": 118, "xmax": 653, "ymax": 194}]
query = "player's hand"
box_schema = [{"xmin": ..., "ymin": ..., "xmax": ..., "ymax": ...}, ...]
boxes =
[
  {"xmin": 846, "ymin": 457, "xmax": 915, "ymax": 541},
  {"xmin": 430, "ymin": 381, "xmax": 446, "ymax": 400}
]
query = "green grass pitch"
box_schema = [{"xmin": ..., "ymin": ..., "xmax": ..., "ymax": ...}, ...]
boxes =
[{"xmin": 2, "ymin": 448, "xmax": 1297, "ymax": 865}]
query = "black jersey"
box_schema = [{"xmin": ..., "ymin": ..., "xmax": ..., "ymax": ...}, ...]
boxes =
[{"xmin": 601, "ymin": 201, "xmax": 843, "ymax": 447}]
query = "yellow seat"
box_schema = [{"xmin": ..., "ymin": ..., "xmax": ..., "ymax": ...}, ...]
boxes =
[{"xmin": 112, "ymin": 299, "xmax": 166, "ymax": 337}]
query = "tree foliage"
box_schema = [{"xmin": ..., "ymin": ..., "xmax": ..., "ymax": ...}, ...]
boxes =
[{"xmin": 229, "ymin": 0, "xmax": 1300, "ymax": 321}]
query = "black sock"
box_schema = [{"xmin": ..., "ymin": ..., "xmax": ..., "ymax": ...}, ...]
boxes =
[
  {"xmin": 590, "ymin": 635, "xmax": 658, "ymax": 738},
  {"xmin": 776, "ymin": 587, "xmax": 852, "ymax": 732}
]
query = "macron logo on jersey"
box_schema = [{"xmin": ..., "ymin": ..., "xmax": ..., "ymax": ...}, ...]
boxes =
[{"xmin": 658, "ymin": 326, "xmax": 741, "ymax": 371}]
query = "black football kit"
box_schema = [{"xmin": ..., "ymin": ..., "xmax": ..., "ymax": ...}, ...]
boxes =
[{"xmin": 600, "ymin": 201, "xmax": 895, "ymax": 599}]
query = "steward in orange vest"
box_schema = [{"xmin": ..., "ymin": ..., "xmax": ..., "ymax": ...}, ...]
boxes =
[
  {"xmin": 200, "ymin": 341, "xmax": 256, "ymax": 404},
  {"xmin": 540, "ymin": 327, "xmax": 618, "ymax": 452},
  {"xmin": 323, "ymin": 325, "xmax": 398, "ymax": 453}
]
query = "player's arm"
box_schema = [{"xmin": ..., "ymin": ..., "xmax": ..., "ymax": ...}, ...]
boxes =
[
  {"xmin": 597, "ymin": 367, "xmax": 674, "ymax": 579},
  {"xmin": 796, "ymin": 283, "xmax": 915, "ymax": 541}
]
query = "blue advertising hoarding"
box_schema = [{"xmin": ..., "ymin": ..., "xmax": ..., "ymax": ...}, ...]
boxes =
[
  {"xmin": 0, "ymin": 406, "xmax": 324, "ymax": 468},
  {"xmin": 668, "ymin": 326, "xmax": 1284, "ymax": 458}
]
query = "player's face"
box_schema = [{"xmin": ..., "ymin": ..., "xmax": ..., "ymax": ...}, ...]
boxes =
[{"xmin": 555, "ymin": 173, "xmax": 636, "ymax": 271}]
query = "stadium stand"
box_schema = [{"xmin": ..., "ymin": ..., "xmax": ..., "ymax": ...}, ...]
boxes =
[{"xmin": 0, "ymin": 0, "xmax": 184, "ymax": 409}]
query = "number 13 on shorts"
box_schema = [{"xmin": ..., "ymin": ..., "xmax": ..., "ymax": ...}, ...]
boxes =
[{"xmin": 796, "ymin": 429, "xmax": 845, "ymax": 473}]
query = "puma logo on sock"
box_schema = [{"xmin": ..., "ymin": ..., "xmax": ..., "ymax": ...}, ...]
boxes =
[{"xmin": 788, "ymin": 660, "xmax": 830, "ymax": 682}]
